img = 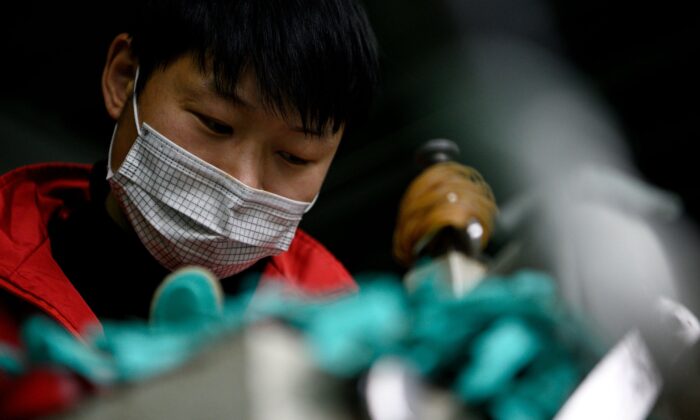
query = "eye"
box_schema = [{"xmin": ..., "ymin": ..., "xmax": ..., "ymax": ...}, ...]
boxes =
[
  {"xmin": 278, "ymin": 151, "xmax": 310, "ymax": 166},
  {"xmin": 193, "ymin": 113, "xmax": 234, "ymax": 136}
]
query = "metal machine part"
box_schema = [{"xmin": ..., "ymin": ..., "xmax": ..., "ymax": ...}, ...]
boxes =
[
  {"xmin": 363, "ymin": 358, "xmax": 475, "ymax": 420},
  {"xmin": 403, "ymin": 139, "xmax": 492, "ymax": 297}
]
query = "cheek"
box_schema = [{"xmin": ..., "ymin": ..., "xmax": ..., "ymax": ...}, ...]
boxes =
[
  {"xmin": 138, "ymin": 95, "xmax": 189, "ymax": 142},
  {"xmin": 295, "ymin": 145, "xmax": 340, "ymax": 199},
  {"xmin": 266, "ymin": 157, "xmax": 335, "ymax": 203},
  {"xmin": 139, "ymin": 100, "xmax": 222, "ymax": 163}
]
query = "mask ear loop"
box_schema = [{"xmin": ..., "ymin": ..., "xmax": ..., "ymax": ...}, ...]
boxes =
[
  {"xmin": 132, "ymin": 66, "xmax": 143, "ymax": 137},
  {"xmin": 304, "ymin": 193, "xmax": 319, "ymax": 214},
  {"xmin": 106, "ymin": 66, "xmax": 142, "ymax": 180},
  {"xmin": 106, "ymin": 123, "xmax": 119, "ymax": 180}
]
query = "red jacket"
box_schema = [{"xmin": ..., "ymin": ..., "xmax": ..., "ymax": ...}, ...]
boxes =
[{"xmin": 0, "ymin": 162, "xmax": 355, "ymax": 340}]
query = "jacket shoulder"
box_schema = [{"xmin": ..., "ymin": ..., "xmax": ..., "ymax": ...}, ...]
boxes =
[
  {"xmin": 265, "ymin": 229, "xmax": 357, "ymax": 296},
  {"xmin": 0, "ymin": 162, "xmax": 92, "ymax": 192},
  {"xmin": 0, "ymin": 163, "xmax": 98, "ymax": 338}
]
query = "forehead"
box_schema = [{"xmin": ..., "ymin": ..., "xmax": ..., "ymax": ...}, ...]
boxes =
[
  {"xmin": 168, "ymin": 56, "xmax": 321, "ymax": 132},
  {"xmin": 165, "ymin": 56, "xmax": 256, "ymax": 105}
]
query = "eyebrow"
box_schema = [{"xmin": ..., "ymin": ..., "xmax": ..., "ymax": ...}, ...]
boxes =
[
  {"xmin": 205, "ymin": 79, "xmax": 257, "ymax": 110},
  {"xmin": 291, "ymin": 127, "xmax": 325, "ymax": 137},
  {"xmin": 204, "ymin": 79, "xmax": 327, "ymax": 138}
]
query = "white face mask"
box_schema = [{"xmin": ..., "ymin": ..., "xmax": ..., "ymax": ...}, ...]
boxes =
[{"xmin": 106, "ymin": 68, "xmax": 316, "ymax": 278}]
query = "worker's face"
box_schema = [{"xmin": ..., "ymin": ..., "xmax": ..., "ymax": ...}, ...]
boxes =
[{"xmin": 104, "ymin": 43, "xmax": 342, "ymax": 203}]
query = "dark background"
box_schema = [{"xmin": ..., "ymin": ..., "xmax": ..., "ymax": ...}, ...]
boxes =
[{"xmin": 1, "ymin": 1, "xmax": 697, "ymax": 275}]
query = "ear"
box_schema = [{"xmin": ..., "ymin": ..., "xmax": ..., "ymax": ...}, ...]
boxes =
[{"xmin": 102, "ymin": 33, "xmax": 138, "ymax": 120}]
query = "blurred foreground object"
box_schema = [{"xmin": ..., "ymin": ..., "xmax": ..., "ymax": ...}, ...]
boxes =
[
  {"xmin": 438, "ymin": 33, "xmax": 700, "ymax": 418},
  {"xmin": 0, "ymin": 266, "xmax": 597, "ymax": 419}
]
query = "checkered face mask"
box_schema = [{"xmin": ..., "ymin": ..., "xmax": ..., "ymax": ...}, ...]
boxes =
[{"xmin": 106, "ymin": 69, "xmax": 315, "ymax": 278}]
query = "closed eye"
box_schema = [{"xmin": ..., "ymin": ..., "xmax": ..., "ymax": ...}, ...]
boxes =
[
  {"xmin": 193, "ymin": 112, "xmax": 234, "ymax": 136},
  {"xmin": 278, "ymin": 151, "xmax": 310, "ymax": 166}
]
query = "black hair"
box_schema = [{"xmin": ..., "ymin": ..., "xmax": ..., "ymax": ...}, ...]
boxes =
[{"xmin": 129, "ymin": 0, "xmax": 379, "ymax": 134}]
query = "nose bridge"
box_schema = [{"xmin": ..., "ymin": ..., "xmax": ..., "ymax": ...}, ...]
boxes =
[{"xmin": 226, "ymin": 136, "xmax": 265, "ymax": 190}]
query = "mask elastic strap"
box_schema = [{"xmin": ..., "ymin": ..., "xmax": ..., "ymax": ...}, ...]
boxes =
[
  {"xmin": 304, "ymin": 193, "xmax": 319, "ymax": 214},
  {"xmin": 105, "ymin": 123, "xmax": 119, "ymax": 180},
  {"xmin": 132, "ymin": 66, "xmax": 142, "ymax": 137},
  {"xmin": 107, "ymin": 66, "xmax": 142, "ymax": 180}
]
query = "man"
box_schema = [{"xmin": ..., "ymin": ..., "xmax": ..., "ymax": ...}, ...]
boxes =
[{"xmin": 0, "ymin": 0, "xmax": 378, "ymax": 390}]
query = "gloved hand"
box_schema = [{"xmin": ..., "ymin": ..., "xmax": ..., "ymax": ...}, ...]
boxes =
[{"xmin": 19, "ymin": 267, "xmax": 247, "ymax": 385}]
